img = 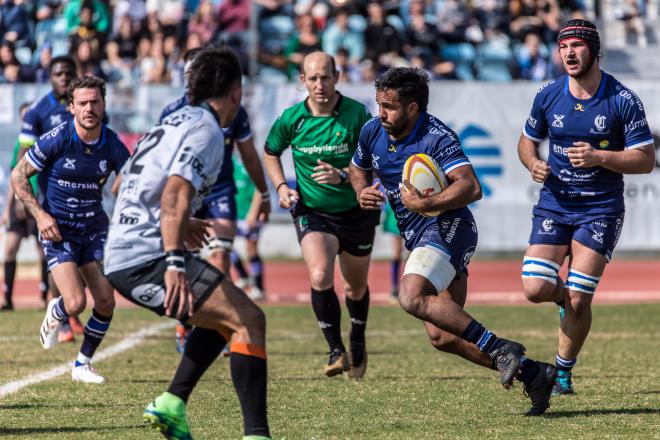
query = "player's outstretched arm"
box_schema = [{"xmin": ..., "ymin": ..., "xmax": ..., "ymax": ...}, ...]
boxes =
[
  {"xmin": 263, "ymin": 151, "xmax": 299, "ymax": 209},
  {"xmin": 518, "ymin": 134, "xmax": 550, "ymax": 183},
  {"xmin": 568, "ymin": 142, "xmax": 655, "ymax": 174},
  {"xmin": 10, "ymin": 157, "xmax": 61, "ymax": 241}
]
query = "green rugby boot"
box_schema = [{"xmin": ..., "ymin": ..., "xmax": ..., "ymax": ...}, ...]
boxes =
[{"xmin": 143, "ymin": 392, "xmax": 193, "ymax": 440}]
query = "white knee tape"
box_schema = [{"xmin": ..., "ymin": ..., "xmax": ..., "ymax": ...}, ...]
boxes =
[
  {"xmin": 403, "ymin": 245, "xmax": 456, "ymax": 293},
  {"xmin": 566, "ymin": 269, "xmax": 600, "ymax": 294},
  {"xmin": 522, "ymin": 256, "xmax": 560, "ymax": 284},
  {"xmin": 207, "ymin": 236, "xmax": 233, "ymax": 252}
]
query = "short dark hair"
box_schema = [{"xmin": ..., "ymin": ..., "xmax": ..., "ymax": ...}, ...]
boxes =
[
  {"xmin": 375, "ymin": 67, "xmax": 429, "ymax": 112},
  {"xmin": 49, "ymin": 55, "xmax": 76, "ymax": 73},
  {"xmin": 183, "ymin": 47, "xmax": 203, "ymax": 63},
  {"xmin": 186, "ymin": 46, "xmax": 242, "ymax": 105},
  {"xmin": 67, "ymin": 76, "xmax": 106, "ymax": 105},
  {"xmin": 19, "ymin": 101, "xmax": 32, "ymax": 115}
]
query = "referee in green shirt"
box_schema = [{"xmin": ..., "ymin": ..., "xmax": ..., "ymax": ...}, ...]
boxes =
[{"xmin": 264, "ymin": 52, "xmax": 377, "ymax": 379}]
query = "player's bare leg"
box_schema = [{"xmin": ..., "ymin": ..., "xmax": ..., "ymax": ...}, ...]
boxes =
[
  {"xmin": 338, "ymin": 251, "xmax": 371, "ymax": 378},
  {"xmin": 424, "ymin": 275, "xmax": 491, "ymax": 368},
  {"xmin": 156, "ymin": 279, "xmax": 269, "ymax": 439},
  {"xmin": 206, "ymin": 219, "xmax": 237, "ymax": 274},
  {"xmin": 301, "ymin": 231, "xmax": 348, "ymax": 376},
  {"xmin": 521, "ymin": 244, "xmax": 569, "ymax": 305},
  {"xmin": 552, "ymin": 240, "xmax": 605, "ymax": 395}
]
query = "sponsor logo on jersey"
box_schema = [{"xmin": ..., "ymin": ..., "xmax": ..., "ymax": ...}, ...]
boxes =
[
  {"xmin": 552, "ymin": 114, "xmax": 565, "ymax": 128},
  {"xmin": 624, "ymin": 117, "xmax": 648, "ymax": 133},
  {"xmin": 119, "ymin": 213, "xmax": 139, "ymax": 225},
  {"xmin": 599, "ymin": 140, "xmax": 609, "ymax": 149},
  {"xmin": 574, "ymin": 103, "xmax": 585, "ymax": 112},
  {"xmin": 462, "ymin": 246, "xmax": 476, "ymax": 268},
  {"xmin": 49, "ymin": 114, "xmax": 63, "ymax": 127},
  {"xmin": 388, "ymin": 144, "xmax": 396, "ymax": 152},
  {"xmin": 57, "ymin": 179, "xmax": 99, "ymax": 190},
  {"xmin": 64, "ymin": 158, "xmax": 76, "ymax": 170},
  {"xmin": 404, "ymin": 229, "xmax": 414, "ymax": 241},
  {"xmin": 84, "ymin": 147, "xmax": 92, "ymax": 155}
]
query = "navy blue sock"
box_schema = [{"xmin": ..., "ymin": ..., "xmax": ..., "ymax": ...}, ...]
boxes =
[
  {"xmin": 40, "ymin": 259, "xmax": 49, "ymax": 301},
  {"xmin": 232, "ymin": 251, "xmax": 249, "ymax": 279},
  {"xmin": 52, "ymin": 296, "xmax": 69, "ymax": 321},
  {"xmin": 555, "ymin": 354, "xmax": 576, "ymax": 372},
  {"xmin": 250, "ymin": 256, "xmax": 264, "ymax": 291},
  {"xmin": 461, "ymin": 319, "xmax": 505, "ymax": 355},
  {"xmin": 3, "ymin": 261, "xmax": 16, "ymax": 303},
  {"xmin": 76, "ymin": 309, "xmax": 112, "ymax": 366},
  {"xmin": 390, "ymin": 259, "xmax": 400, "ymax": 293}
]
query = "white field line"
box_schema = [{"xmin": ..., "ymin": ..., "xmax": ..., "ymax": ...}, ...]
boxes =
[{"xmin": 0, "ymin": 321, "xmax": 174, "ymax": 398}]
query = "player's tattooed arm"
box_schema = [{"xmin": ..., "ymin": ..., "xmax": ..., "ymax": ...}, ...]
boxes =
[
  {"xmin": 10, "ymin": 157, "xmax": 62, "ymax": 241},
  {"xmin": 518, "ymin": 134, "xmax": 550, "ymax": 183}
]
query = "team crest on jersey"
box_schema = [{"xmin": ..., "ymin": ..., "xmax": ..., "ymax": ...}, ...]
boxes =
[
  {"xmin": 64, "ymin": 158, "xmax": 76, "ymax": 170},
  {"xmin": 404, "ymin": 229, "xmax": 414, "ymax": 241},
  {"xmin": 574, "ymin": 103, "xmax": 585, "ymax": 112},
  {"xmin": 99, "ymin": 160, "xmax": 107, "ymax": 173},
  {"xmin": 594, "ymin": 115, "xmax": 607, "ymax": 131},
  {"xmin": 552, "ymin": 114, "xmax": 565, "ymax": 128}
]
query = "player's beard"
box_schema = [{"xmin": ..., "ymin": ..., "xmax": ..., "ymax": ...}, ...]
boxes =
[
  {"xmin": 566, "ymin": 55, "xmax": 595, "ymax": 79},
  {"xmin": 78, "ymin": 115, "xmax": 100, "ymax": 131},
  {"xmin": 382, "ymin": 114, "xmax": 410, "ymax": 138}
]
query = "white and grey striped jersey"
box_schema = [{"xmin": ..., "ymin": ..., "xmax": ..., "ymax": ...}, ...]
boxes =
[{"xmin": 104, "ymin": 105, "xmax": 224, "ymax": 274}]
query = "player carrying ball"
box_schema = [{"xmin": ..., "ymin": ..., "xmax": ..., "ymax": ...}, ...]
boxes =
[{"xmin": 350, "ymin": 67, "xmax": 556, "ymax": 416}]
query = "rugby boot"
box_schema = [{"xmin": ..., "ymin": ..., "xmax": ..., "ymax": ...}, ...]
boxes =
[
  {"xmin": 523, "ymin": 361, "xmax": 557, "ymax": 416},
  {"xmin": 552, "ymin": 369, "xmax": 575, "ymax": 395},
  {"xmin": 347, "ymin": 341, "xmax": 367, "ymax": 379},
  {"xmin": 71, "ymin": 363, "xmax": 105, "ymax": 384},
  {"xmin": 490, "ymin": 339, "xmax": 526, "ymax": 388},
  {"xmin": 144, "ymin": 392, "xmax": 193, "ymax": 440},
  {"xmin": 324, "ymin": 348, "xmax": 349, "ymax": 377},
  {"xmin": 69, "ymin": 315, "xmax": 84, "ymax": 335},
  {"xmin": 40, "ymin": 298, "xmax": 63, "ymax": 349}
]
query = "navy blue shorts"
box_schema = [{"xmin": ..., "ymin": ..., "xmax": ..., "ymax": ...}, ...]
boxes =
[
  {"xmin": 41, "ymin": 230, "xmax": 106, "ymax": 271},
  {"xmin": 236, "ymin": 220, "xmax": 263, "ymax": 241},
  {"xmin": 413, "ymin": 216, "xmax": 478, "ymax": 274},
  {"xmin": 195, "ymin": 193, "xmax": 237, "ymax": 221},
  {"xmin": 529, "ymin": 206, "xmax": 624, "ymax": 261}
]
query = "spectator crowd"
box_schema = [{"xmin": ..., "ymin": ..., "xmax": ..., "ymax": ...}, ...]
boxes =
[{"xmin": 1, "ymin": 0, "xmax": 641, "ymax": 85}]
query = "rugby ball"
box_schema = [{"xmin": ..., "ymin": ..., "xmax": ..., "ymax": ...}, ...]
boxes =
[{"xmin": 402, "ymin": 153, "xmax": 448, "ymax": 217}]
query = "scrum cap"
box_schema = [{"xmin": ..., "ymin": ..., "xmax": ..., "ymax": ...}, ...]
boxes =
[{"xmin": 557, "ymin": 19, "xmax": 600, "ymax": 58}]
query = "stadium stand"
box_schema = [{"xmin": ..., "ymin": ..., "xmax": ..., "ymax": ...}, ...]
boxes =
[{"xmin": 1, "ymin": 0, "xmax": 658, "ymax": 85}]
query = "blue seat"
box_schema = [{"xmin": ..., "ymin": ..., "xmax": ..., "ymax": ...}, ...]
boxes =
[
  {"xmin": 441, "ymin": 43, "xmax": 476, "ymax": 80},
  {"xmin": 476, "ymin": 41, "xmax": 513, "ymax": 81}
]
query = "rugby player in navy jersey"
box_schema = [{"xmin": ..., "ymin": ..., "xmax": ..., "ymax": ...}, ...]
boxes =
[
  {"xmin": 518, "ymin": 20, "xmax": 655, "ymax": 395},
  {"xmin": 350, "ymin": 67, "xmax": 556, "ymax": 416},
  {"xmin": 16, "ymin": 56, "xmax": 85, "ymax": 339},
  {"xmin": 11, "ymin": 76, "xmax": 130, "ymax": 384}
]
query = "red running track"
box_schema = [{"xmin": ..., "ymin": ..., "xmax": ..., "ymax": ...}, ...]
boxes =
[{"xmin": 5, "ymin": 260, "xmax": 660, "ymax": 309}]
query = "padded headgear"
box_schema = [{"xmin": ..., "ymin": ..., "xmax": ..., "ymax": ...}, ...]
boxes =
[{"xmin": 557, "ymin": 19, "xmax": 600, "ymax": 58}]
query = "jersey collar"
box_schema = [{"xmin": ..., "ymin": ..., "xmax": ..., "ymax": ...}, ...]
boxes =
[
  {"xmin": 303, "ymin": 92, "xmax": 343, "ymax": 116},
  {"xmin": 71, "ymin": 120, "xmax": 106, "ymax": 147},
  {"xmin": 563, "ymin": 71, "xmax": 607, "ymax": 101},
  {"xmin": 380, "ymin": 112, "xmax": 427, "ymax": 147},
  {"xmin": 198, "ymin": 102, "xmax": 222, "ymax": 126}
]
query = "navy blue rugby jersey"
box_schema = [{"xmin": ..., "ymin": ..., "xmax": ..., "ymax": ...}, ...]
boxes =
[
  {"xmin": 351, "ymin": 112, "xmax": 474, "ymax": 250},
  {"xmin": 26, "ymin": 121, "xmax": 130, "ymax": 234},
  {"xmin": 160, "ymin": 96, "xmax": 253, "ymax": 199},
  {"xmin": 523, "ymin": 72, "xmax": 653, "ymax": 214},
  {"xmin": 19, "ymin": 91, "xmax": 71, "ymax": 148}
]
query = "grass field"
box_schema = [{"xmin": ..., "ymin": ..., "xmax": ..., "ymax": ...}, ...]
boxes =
[{"xmin": 1, "ymin": 304, "xmax": 659, "ymax": 439}]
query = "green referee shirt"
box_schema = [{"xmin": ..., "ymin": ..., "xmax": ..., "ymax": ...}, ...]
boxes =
[{"xmin": 265, "ymin": 93, "xmax": 372, "ymax": 214}]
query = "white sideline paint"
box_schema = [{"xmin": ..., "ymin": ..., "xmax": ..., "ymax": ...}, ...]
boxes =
[{"xmin": 0, "ymin": 321, "xmax": 175, "ymax": 398}]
